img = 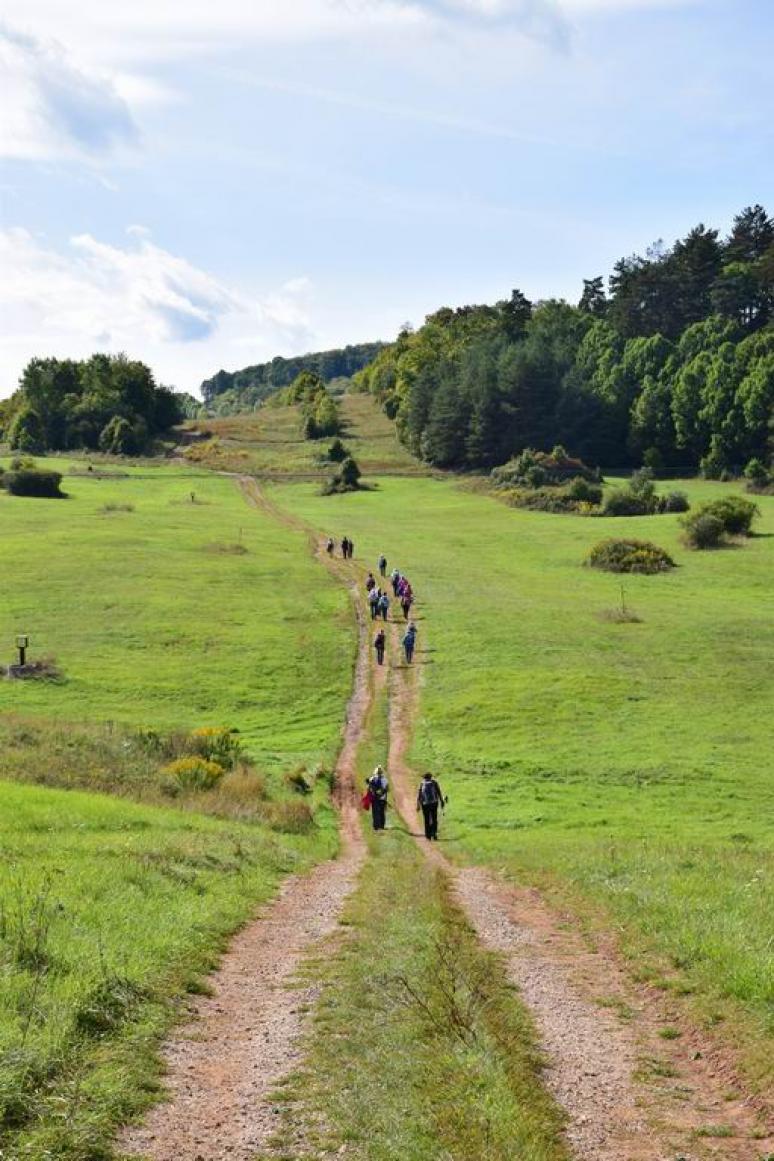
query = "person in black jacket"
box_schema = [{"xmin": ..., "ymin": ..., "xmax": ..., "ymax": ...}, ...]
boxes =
[
  {"xmin": 367, "ymin": 765, "xmax": 389, "ymax": 831},
  {"xmin": 416, "ymin": 772, "xmax": 445, "ymax": 840},
  {"xmin": 374, "ymin": 628, "xmax": 386, "ymax": 666}
]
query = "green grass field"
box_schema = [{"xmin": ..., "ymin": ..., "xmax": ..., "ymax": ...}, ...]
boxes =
[
  {"xmin": 272, "ymin": 471, "xmax": 774, "ymax": 1086},
  {"xmin": 0, "ymin": 779, "xmax": 336, "ymax": 1158},
  {"xmin": 0, "ymin": 458, "xmax": 352, "ymax": 768}
]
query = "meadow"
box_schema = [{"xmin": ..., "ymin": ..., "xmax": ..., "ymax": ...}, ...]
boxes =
[
  {"xmin": 0, "ymin": 457, "xmax": 353, "ymax": 768},
  {"xmin": 272, "ymin": 471, "xmax": 774, "ymax": 1086}
]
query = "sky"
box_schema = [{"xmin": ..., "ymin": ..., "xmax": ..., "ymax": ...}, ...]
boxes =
[{"xmin": 1, "ymin": 0, "xmax": 772, "ymax": 398}]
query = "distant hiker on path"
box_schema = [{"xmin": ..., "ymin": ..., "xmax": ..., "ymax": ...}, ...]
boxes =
[
  {"xmin": 402, "ymin": 623, "xmax": 416, "ymax": 663},
  {"xmin": 390, "ymin": 568, "xmax": 400, "ymax": 596},
  {"xmin": 326, "ymin": 537, "xmax": 335, "ymax": 556},
  {"xmin": 416, "ymin": 772, "xmax": 445, "ymax": 841},
  {"xmin": 374, "ymin": 628, "xmax": 386, "ymax": 666},
  {"xmin": 348, "ymin": 538, "xmax": 355, "ymax": 559},
  {"xmin": 368, "ymin": 588, "xmax": 380, "ymax": 620},
  {"xmin": 341, "ymin": 537, "xmax": 350, "ymax": 559},
  {"xmin": 378, "ymin": 592, "xmax": 390, "ymax": 621},
  {"xmin": 401, "ymin": 587, "xmax": 413, "ymax": 620},
  {"xmin": 378, "ymin": 554, "xmax": 387, "ymax": 578},
  {"xmin": 365, "ymin": 572, "xmax": 376, "ymax": 592},
  {"xmin": 367, "ymin": 765, "xmax": 389, "ymax": 830}
]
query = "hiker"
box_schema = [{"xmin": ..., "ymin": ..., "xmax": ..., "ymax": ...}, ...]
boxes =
[
  {"xmin": 378, "ymin": 591, "xmax": 390, "ymax": 621},
  {"xmin": 378, "ymin": 554, "xmax": 387, "ymax": 578},
  {"xmin": 326, "ymin": 537, "xmax": 334, "ymax": 556},
  {"xmin": 367, "ymin": 765, "xmax": 389, "ymax": 830},
  {"xmin": 396, "ymin": 575, "xmax": 407, "ymax": 598},
  {"xmin": 402, "ymin": 623, "xmax": 416, "ymax": 663},
  {"xmin": 374, "ymin": 628, "xmax": 386, "ymax": 666},
  {"xmin": 368, "ymin": 588, "xmax": 380, "ymax": 620},
  {"xmin": 401, "ymin": 591, "xmax": 413, "ymax": 620},
  {"xmin": 341, "ymin": 537, "xmax": 350, "ymax": 559},
  {"xmin": 365, "ymin": 572, "xmax": 376, "ymax": 592},
  {"xmin": 416, "ymin": 772, "xmax": 445, "ymax": 840},
  {"xmin": 347, "ymin": 538, "xmax": 355, "ymax": 560},
  {"xmin": 390, "ymin": 568, "xmax": 400, "ymax": 596}
]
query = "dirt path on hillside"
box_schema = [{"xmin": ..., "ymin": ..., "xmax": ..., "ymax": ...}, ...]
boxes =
[
  {"xmin": 384, "ymin": 619, "xmax": 772, "ymax": 1161},
  {"xmin": 119, "ymin": 491, "xmax": 372, "ymax": 1161}
]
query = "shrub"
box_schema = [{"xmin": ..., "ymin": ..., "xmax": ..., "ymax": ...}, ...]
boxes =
[
  {"xmin": 602, "ymin": 488, "xmax": 652, "ymax": 516},
  {"xmin": 694, "ymin": 496, "xmax": 759, "ymax": 537},
  {"xmin": 492, "ymin": 446, "xmax": 599, "ymax": 489},
  {"xmin": 162, "ymin": 756, "xmax": 226, "ymax": 791},
  {"xmin": 659, "ymin": 490, "xmax": 690, "ymax": 513},
  {"xmin": 322, "ymin": 455, "xmax": 363, "ymax": 494},
  {"xmin": 326, "ymin": 438, "xmax": 349, "ymax": 463},
  {"xmin": 565, "ymin": 477, "xmax": 603, "ymax": 505},
  {"xmin": 681, "ymin": 512, "xmax": 725, "ymax": 549},
  {"xmin": 188, "ymin": 726, "xmax": 244, "ymax": 769},
  {"xmin": 586, "ymin": 538, "xmax": 675, "ymax": 574},
  {"xmin": 744, "ymin": 458, "xmax": 769, "ymax": 487},
  {"xmin": 4, "ymin": 468, "xmax": 65, "ymax": 498}
]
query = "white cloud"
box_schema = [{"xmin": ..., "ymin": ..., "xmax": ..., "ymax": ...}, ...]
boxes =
[
  {"xmin": 0, "ymin": 228, "xmax": 316, "ymax": 395},
  {"xmin": 0, "ymin": 23, "xmax": 138, "ymax": 159}
]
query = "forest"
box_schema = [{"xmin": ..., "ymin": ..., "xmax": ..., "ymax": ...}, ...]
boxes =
[
  {"xmin": 200, "ymin": 341, "xmax": 385, "ymax": 413},
  {"xmin": 0, "ymin": 354, "xmax": 184, "ymax": 454},
  {"xmin": 354, "ymin": 204, "xmax": 774, "ymax": 475}
]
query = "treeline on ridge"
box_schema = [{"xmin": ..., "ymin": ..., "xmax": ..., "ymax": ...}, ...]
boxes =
[
  {"xmin": 354, "ymin": 204, "xmax": 774, "ymax": 476},
  {"xmin": 0, "ymin": 354, "xmax": 189, "ymax": 455},
  {"xmin": 200, "ymin": 341, "xmax": 385, "ymax": 414}
]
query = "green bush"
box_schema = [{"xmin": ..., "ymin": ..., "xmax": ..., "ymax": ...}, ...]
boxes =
[
  {"xmin": 681, "ymin": 512, "xmax": 725, "ymax": 549},
  {"xmin": 327, "ymin": 438, "xmax": 349, "ymax": 463},
  {"xmin": 322, "ymin": 455, "xmax": 363, "ymax": 494},
  {"xmin": 743, "ymin": 458, "xmax": 769, "ymax": 487},
  {"xmin": 188, "ymin": 726, "xmax": 244, "ymax": 769},
  {"xmin": 492, "ymin": 446, "xmax": 599, "ymax": 489},
  {"xmin": 659, "ymin": 490, "xmax": 690, "ymax": 513},
  {"xmin": 602, "ymin": 488, "xmax": 653, "ymax": 516},
  {"xmin": 565, "ymin": 477, "xmax": 603, "ymax": 504},
  {"xmin": 586, "ymin": 538, "xmax": 675, "ymax": 574},
  {"xmin": 696, "ymin": 496, "xmax": 759, "ymax": 537},
  {"xmin": 4, "ymin": 468, "xmax": 65, "ymax": 498}
]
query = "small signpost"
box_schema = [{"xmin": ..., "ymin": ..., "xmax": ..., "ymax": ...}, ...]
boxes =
[{"xmin": 16, "ymin": 634, "xmax": 29, "ymax": 667}]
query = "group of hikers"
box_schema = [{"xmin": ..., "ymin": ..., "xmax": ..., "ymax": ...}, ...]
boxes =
[
  {"xmin": 326, "ymin": 535, "xmax": 355, "ymax": 559},
  {"xmin": 364, "ymin": 558, "xmax": 418, "ymax": 666},
  {"xmin": 364, "ymin": 766, "xmax": 446, "ymax": 841}
]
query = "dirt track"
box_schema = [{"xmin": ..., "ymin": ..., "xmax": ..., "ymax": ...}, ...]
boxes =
[{"xmin": 120, "ymin": 521, "xmax": 370, "ymax": 1160}]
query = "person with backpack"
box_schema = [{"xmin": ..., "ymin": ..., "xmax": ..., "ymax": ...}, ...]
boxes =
[
  {"xmin": 416, "ymin": 772, "xmax": 445, "ymax": 840},
  {"xmin": 402, "ymin": 623, "xmax": 416, "ymax": 663},
  {"xmin": 367, "ymin": 765, "xmax": 389, "ymax": 830},
  {"xmin": 378, "ymin": 591, "xmax": 390, "ymax": 621},
  {"xmin": 378, "ymin": 554, "xmax": 387, "ymax": 578},
  {"xmin": 374, "ymin": 628, "xmax": 386, "ymax": 666},
  {"xmin": 390, "ymin": 568, "xmax": 400, "ymax": 596},
  {"xmin": 326, "ymin": 537, "xmax": 334, "ymax": 556},
  {"xmin": 341, "ymin": 537, "xmax": 350, "ymax": 559},
  {"xmin": 401, "ymin": 591, "xmax": 413, "ymax": 620},
  {"xmin": 365, "ymin": 572, "xmax": 376, "ymax": 592},
  {"xmin": 368, "ymin": 587, "xmax": 380, "ymax": 620}
]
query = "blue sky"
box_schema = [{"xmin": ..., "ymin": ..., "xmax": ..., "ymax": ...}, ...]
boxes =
[{"xmin": 1, "ymin": 0, "xmax": 772, "ymax": 396}]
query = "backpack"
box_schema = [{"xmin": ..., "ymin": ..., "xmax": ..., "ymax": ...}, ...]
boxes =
[{"xmin": 419, "ymin": 779, "xmax": 439, "ymax": 806}]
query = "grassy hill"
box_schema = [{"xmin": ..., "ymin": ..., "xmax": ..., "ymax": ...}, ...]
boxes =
[{"xmin": 183, "ymin": 392, "xmax": 428, "ymax": 478}]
